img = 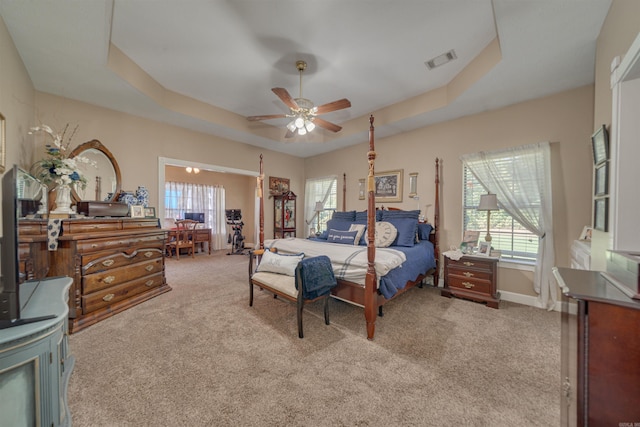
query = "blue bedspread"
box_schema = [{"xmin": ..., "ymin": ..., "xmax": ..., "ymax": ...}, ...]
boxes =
[{"xmin": 378, "ymin": 240, "xmax": 436, "ymax": 299}]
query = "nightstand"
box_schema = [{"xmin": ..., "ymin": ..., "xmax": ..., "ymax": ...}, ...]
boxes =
[{"xmin": 441, "ymin": 255, "xmax": 500, "ymax": 308}]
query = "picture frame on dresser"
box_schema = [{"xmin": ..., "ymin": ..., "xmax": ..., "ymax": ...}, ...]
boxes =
[
  {"xmin": 478, "ymin": 241, "xmax": 491, "ymax": 256},
  {"xmin": 130, "ymin": 205, "xmax": 144, "ymax": 218},
  {"xmin": 144, "ymin": 207, "xmax": 156, "ymax": 218}
]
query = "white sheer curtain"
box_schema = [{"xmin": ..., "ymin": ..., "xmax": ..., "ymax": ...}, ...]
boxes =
[
  {"xmin": 304, "ymin": 175, "xmax": 337, "ymax": 228},
  {"xmin": 461, "ymin": 142, "xmax": 556, "ymax": 309},
  {"xmin": 165, "ymin": 181, "xmax": 227, "ymax": 250}
]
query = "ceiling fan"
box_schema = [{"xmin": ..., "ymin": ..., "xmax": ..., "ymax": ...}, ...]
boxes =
[{"xmin": 247, "ymin": 60, "xmax": 351, "ymax": 138}]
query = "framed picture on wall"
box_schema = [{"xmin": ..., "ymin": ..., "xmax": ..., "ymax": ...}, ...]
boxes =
[
  {"xmin": 594, "ymin": 163, "xmax": 608, "ymax": 196},
  {"xmin": 0, "ymin": 112, "xmax": 5, "ymax": 173},
  {"xmin": 594, "ymin": 198, "xmax": 608, "ymax": 232},
  {"xmin": 358, "ymin": 179, "xmax": 365, "ymax": 200},
  {"xmin": 591, "ymin": 125, "xmax": 609, "ymax": 165},
  {"xmin": 268, "ymin": 176, "xmax": 290, "ymax": 195},
  {"xmin": 374, "ymin": 169, "xmax": 403, "ymax": 203}
]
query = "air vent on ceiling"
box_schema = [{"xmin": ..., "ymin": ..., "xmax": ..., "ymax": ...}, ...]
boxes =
[{"xmin": 425, "ymin": 49, "xmax": 457, "ymax": 70}]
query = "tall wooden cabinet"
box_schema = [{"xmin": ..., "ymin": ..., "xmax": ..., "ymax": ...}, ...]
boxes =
[
  {"xmin": 273, "ymin": 191, "xmax": 296, "ymax": 238},
  {"xmin": 18, "ymin": 218, "xmax": 171, "ymax": 333},
  {"xmin": 554, "ymin": 267, "xmax": 640, "ymax": 426}
]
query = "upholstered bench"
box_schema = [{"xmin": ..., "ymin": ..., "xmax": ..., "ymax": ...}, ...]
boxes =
[{"xmin": 249, "ymin": 249, "xmax": 337, "ymax": 338}]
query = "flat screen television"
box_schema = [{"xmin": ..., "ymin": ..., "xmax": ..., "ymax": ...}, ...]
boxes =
[
  {"xmin": 184, "ymin": 212, "xmax": 204, "ymax": 223},
  {"xmin": 0, "ymin": 165, "xmax": 54, "ymax": 329}
]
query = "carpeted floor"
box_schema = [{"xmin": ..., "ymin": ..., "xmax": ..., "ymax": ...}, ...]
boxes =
[{"xmin": 68, "ymin": 250, "xmax": 561, "ymax": 426}]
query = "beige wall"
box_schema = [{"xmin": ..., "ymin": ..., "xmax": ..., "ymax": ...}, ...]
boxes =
[
  {"xmin": 165, "ymin": 165, "xmax": 256, "ymax": 242},
  {"xmin": 591, "ymin": 0, "xmax": 640, "ymax": 270},
  {"xmin": 306, "ymin": 86, "xmax": 595, "ymax": 297},
  {"xmin": 0, "ymin": 15, "xmax": 36, "ymax": 215},
  {"xmin": 31, "ymin": 92, "xmax": 305, "ymax": 239}
]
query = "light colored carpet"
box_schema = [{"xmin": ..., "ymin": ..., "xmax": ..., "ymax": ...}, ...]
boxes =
[{"xmin": 68, "ymin": 250, "xmax": 560, "ymax": 426}]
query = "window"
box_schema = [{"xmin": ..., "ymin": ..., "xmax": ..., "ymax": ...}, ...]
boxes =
[
  {"xmin": 304, "ymin": 176, "xmax": 337, "ymax": 234},
  {"xmin": 463, "ymin": 166, "xmax": 538, "ymax": 263}
]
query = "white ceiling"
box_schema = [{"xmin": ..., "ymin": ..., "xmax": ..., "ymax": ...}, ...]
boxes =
[{"xmin": 0, "ymin": 0, "xmax": 611, "ymax": 158}]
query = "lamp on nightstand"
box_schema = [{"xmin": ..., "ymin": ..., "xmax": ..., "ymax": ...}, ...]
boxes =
[
  {"xmin": 477, "ymin": 193, "xmax": 499, "ymax": 242},
  {"xmin": 314, "ymin": 201, "xmax": 324, "ymax": 236}
]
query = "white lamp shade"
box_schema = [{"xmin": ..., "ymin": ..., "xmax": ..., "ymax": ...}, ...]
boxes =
[
  {"xmin": 477, "ymin": 193, "xmax": 498, "ymax": 211},
  {"xmin": 314, "ymin": 201, "xmax": 324, "ymax": 212}
]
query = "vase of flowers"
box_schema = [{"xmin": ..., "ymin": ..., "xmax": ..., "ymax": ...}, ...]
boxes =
[{"xmin": 29, "ymin": 124, "xmax": 96, "ymax": 214}]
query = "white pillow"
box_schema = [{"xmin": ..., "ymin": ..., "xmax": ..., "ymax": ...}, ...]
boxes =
[
  {"xmin": 256, "ymin": 250, "xmax": 304, "ymax": 276},
  {"xmin": 375, "ymin": 221, "xmax": 398, "ymax": 248},
  {"xmin": 349, "ymin": 224, "xmax": 366, "ymax": 245}
]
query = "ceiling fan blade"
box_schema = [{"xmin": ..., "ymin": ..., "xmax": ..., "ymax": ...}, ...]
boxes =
[
  {"xmin": 272, "ymin": 88, "xmax": 299, "ymax": 110},
  {"xmin": 315, "ymin": 98, "xmax": 351, "ymax": 115},
  {"xmin": 284, "ymin": 129, "xmax": 296, "ymax": 138},
  {"xmin": 313, "ymin": 117, "xmax": 342, "ymax": 133},
  {"xmin": 246, "ymin": 114, "xmax": 288, "ymax": 121}
]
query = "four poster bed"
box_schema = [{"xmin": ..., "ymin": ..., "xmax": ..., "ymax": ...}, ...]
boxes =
[{"xmin": 254, "ymin": 116, "xmax": 440, "ymax": 340}]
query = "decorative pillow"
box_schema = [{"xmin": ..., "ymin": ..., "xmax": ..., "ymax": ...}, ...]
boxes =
[
  {"xmin": 374, "ymin": 221, "xmax": 397, "ymax": 248},
  {"xmin": 380, "ymin": 209, "xmax": 421, "ymax": 220},
  {"xmin": 348, "ymin": 224, "xmax": 366, "ymax": 246},
  {"xmin": 386, "ymin": 217, "xmax": 418, "ymax": 247},
  {"xmin": 355, "ymin": 210, "xmax": 384, "ymax": 222},
  {"xmin": 417, "ymin": 223, "xmax": 433, "ymax": 240},
  {"xmin": 327, "ymin": 229, "xmax": 358, "ymax": 245},
  {"xmin": 256, "ymin": 250, "xmax": 304, "ymax": 276},
  {"xmin": 325, "ymin": 219, "xmax": 353, "ymax": 232},
  {"xmin": 332, "ymin": 210, "xmax": 356, "ymax": 221}
]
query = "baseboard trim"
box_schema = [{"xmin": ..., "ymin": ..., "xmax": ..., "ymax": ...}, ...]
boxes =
[{"xmin": 499, "ymin": 290, "xmax": 562, "ymax": 312}]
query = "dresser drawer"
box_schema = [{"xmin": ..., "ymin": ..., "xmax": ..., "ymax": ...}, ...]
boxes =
[
  {"xmin": 447, "ymin": 276, "xmax": 492, "ymax": 295},
  {"xmin": 83, "ymin": 258, "xmax": 163, "ymax": 294},
  {"xmin": 447, "ymin": 266, "xmax": 493, "ymax": 282},
  {"xmin": 64, "ymin": 220, "xmax": 122, "ymax": 234},
  {"xmin": 82, "ymin": 248, "xmax": 163, "ymax": 275},
  {"xmin": 76, "ymin": 233, "xmax": 165, "ymax": 253},
  {"xmin": 446, "ymin": 257, "xmax": 493, "ymax": 272},
  {"xmin": 82, "ymin": 272, "xmax": 164, "ymax": 314},
  {"xmin": 122, "ymin": 219, "xmax": 160, "ymax": 230}
]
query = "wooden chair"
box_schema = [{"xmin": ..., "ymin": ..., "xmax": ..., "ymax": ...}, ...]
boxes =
[
  {"xmin": 167, "ymin": 219, "xmax": 198, "ymax": 260},
  {"xmin": 249, "ymin": 250, "xmax": 337, "ymax": 338}
]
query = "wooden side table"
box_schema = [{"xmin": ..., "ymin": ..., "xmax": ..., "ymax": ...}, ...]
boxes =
[{"xmin": 441, "ymin": 255, "xmax": 500, "ymax": 308}]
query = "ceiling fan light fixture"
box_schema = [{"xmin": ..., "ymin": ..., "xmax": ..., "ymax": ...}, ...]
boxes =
[
  {"xmin": 294, "ymin": 117, "xmax": 305, "ymax": 128},
  {"xmin": 304, "ymin": 120, "xmax": 315, "ymax": 132},
  {"xmin": 286, "ymin": 121, "xmax": 297, "ymax": 132},
  {"xmin": 297, "ymin": 126, "xmax": 307, "ymax": 136}
]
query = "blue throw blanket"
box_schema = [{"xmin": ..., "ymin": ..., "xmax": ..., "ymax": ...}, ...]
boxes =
[{"xmin": 295, "ymin": 256, "xmax": 337, "ymax": 300}]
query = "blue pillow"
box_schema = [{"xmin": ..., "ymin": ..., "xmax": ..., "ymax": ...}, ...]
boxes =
[
  {"xmin": 417, "ymin": 223, "xmax": 433, "ymax": 240},
  {"xmin": 332, "ymin": 210, "xmax": 356, "ymax": 221},
  {"xmin": 355, "ymin": 210, "xmax": 383, "ymax": 222},
  {"xmin": 386, "ymin": 217, "xmax": 418, "ymax": 247},
  {"xmin": 380, "ymin": 209, "xmax": 421, "ymax": 220},
  {"xmin": 325, "ymin": 219, "xmax": 353, "ymax": 232},
  {"xmin": 327, "ymin": 229, "xmax": 358, "ymax": 245}
]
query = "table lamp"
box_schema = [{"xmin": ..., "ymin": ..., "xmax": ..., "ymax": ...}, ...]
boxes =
[
  {"xmin": 477, "ymin": 193, "xmax": 499, "ymax": 242},
  {"xmin": 314, "ymin": 201, "xmax": 324, "ymax": 236}
]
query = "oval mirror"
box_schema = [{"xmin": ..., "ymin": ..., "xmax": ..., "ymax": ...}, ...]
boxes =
[{"xmin": 69, "ymin": 140, "xmax": 121, "ymax": 203}]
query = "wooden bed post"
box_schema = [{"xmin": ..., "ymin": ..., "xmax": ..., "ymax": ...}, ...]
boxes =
[
  {"xmin": 343, "ymin": 173, "xmax": 347, "ymax": 212},
  {"xmin": 258, "ymin": 154, "xmax": 264, "ymax": 249},
  {"xmin": 433, "ymin": 158, "xmax": 440, "ymax": 286},
  {"xmin": 365, "ymin": 115, "xmax": 377, "ymax": 340}
]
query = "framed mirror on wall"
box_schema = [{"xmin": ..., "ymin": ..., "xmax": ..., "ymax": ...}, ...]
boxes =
[
  {"xmin": 68, "ymin": 139, "xmax": 121, "ymax": 203},
  {"xmin": 408, "ymin": 172, "xmax": 418, "ymax": 198}
]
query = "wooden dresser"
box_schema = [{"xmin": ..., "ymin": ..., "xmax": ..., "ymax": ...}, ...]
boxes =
[
  {"xmin": 554, "ymin": 267, "xmax": 640, "ymax": 426},
  {"xmin": 19, "ymin": 218, "xmax": 171, "ymax": 333},
  {"xmin": 442, "ymin": 255, "xmax": 500, "ymax": 308}
]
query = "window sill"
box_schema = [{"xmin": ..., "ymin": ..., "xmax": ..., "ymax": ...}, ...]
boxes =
[{"xmin": 498, "ymin": 259, "xmax": 535, "ymax": 272}]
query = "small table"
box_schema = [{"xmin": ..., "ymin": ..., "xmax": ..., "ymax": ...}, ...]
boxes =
[
  {"xmin": 166, "ymin": 227, "xmax": 212, "ymax": 255},
  {"xmin": 441, "ymin": 255, "xmax": 500, "ymax": 308}
]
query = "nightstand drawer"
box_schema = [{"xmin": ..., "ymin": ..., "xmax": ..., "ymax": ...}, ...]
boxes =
[
  {"xmin": 447, "ymin": 267, "xmax": 492, "ymax": 282},
  {"xmin": 447, "ymin": 276, "xmax": 491, "ymax": 294},
  {"xmin": 446, "ymin": 257, "xmax": 493, "ymax": 272}
]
